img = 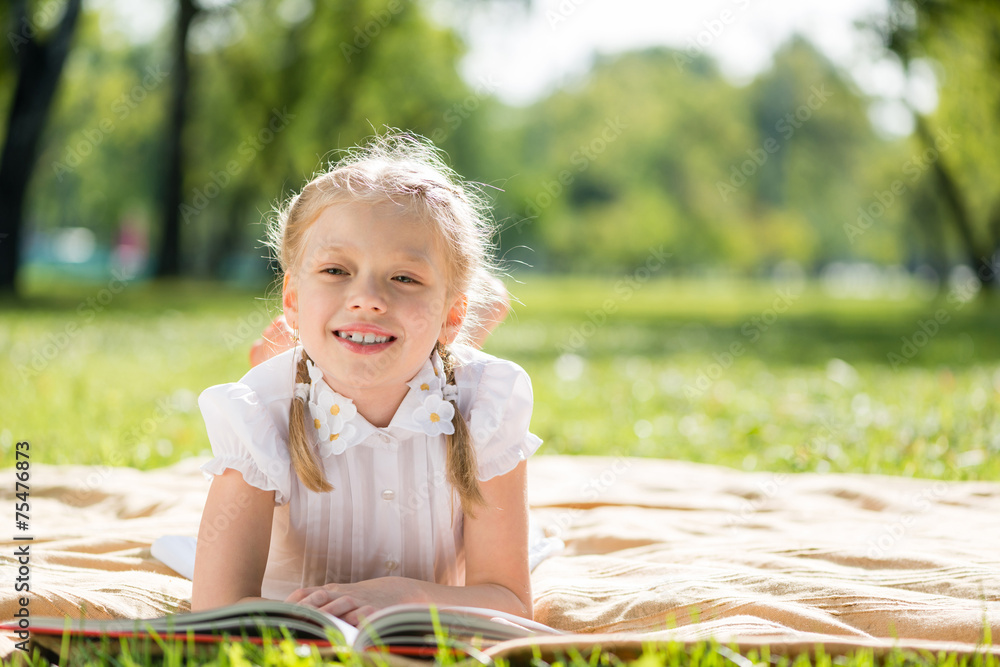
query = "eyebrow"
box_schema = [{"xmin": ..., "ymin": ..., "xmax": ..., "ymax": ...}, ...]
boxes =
[{"xmin": 311, "ymin": 244, "xmax": 434, "ymax": 266}]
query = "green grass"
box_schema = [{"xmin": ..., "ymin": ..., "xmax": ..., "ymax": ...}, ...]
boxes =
[
  {"xmin": 2, "ymin": 274, "xmax": 998, "ymax": 666},
  {"xmin": 6, "ymin": 274, "xmax": 996, "ymax": 479},
  {"xmin": 488, "ymin": 276, "xmax": 1000, "ymax": 480},
  {"xmin": 11, "ymin": 634, "xmax": 1000, "ymax": 667}
]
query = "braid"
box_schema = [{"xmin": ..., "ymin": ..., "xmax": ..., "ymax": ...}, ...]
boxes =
[
  {"xmin": 436, "ymin": 342, "xmax": 486, "ymax": 517},
  {"xmin": 288, "ymin": 349, "xmax": 333, "ymax": 493}
]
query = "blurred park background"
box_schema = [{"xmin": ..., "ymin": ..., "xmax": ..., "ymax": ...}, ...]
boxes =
[{"xmin": 1, "ymin": 0, "xmax": 998, "ymax": 480}]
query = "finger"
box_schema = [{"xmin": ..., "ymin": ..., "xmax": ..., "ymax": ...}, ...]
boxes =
[
  {"xmin": 344, "ymin": 606, "xmax": 376, "ymax": 627},
  {"xmin": 318, "ymin": 595, "xmax": 361, "ymax": 619},
  {"xmin": 285, "ymin": 587, "xmax": 318, "ymax": 604},
  {"xmin": 293, "ymin": 589, "xmax": 335, "ymax": 608}
]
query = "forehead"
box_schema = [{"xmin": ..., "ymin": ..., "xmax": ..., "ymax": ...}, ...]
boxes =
[{"xmin": 303, "ymin": 201, "xmax": 447, "ymax": 263}]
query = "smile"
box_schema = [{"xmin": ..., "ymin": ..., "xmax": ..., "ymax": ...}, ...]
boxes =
[{"xmin": 335, "ymin": 330, "xmax": 396, "ymax": 345}]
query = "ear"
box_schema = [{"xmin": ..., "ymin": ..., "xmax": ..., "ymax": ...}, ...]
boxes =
[
  {"xmin": 439, "ymin": 294, "xmax": 468, "ymax": 345},
  {"xmin": 282, "ymin": 273, "xmax": 298, "ymax": 330}
]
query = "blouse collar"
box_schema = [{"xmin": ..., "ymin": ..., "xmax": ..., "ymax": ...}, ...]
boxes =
[{"xmin": 301, "ymin": 349, "xmax": 457, "ymax": 457}]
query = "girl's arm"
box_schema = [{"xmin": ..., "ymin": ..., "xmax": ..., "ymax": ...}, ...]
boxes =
[
  {"xmin": 191, "ymin": 468, "xmax": 276, "ymax": 610},
  {"xmin": 462, "ymin": 458, "xmax": 532, "ymax": 616},
  {"xmin": 286, "ymin": 460, "xmax": 532, "ymax": 623}
]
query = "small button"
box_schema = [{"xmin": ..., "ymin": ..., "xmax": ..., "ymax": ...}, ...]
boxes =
[
  {"xmin": 381, "ymin": 489, "xmax": 395, "ymax": 501},
  {"xmin": 379, "ymin": 433, "xmax": 391, "ymax": 443},
  {"xmin": 384, "ymin": 559, "xmax": 398, "ymax": 572}
]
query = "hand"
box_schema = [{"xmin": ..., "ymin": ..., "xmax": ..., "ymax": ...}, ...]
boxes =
[
  {"xmin": 248, "ymin": 315, "xmax": 296, "ymax": 367},
  {"xmin": 285, "ymin": 577, "xmax": 422, "ymax": 626}
]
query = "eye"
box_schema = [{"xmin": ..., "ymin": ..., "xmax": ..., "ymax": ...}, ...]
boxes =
[
  {"xmin": 323, "ymin": 267, "xmax": 347, "ymax": 276},
  {"xmin": 393, "ymin": 275, "xmax": 419, "ymax": 284}
]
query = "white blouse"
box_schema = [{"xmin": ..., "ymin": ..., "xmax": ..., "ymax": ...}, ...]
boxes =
[{"xmin": 199, "ymin": 345, "xmax": 542, "ymax": 601}]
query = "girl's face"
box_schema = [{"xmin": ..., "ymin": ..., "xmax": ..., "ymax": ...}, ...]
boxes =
[{"xmin": 283, "ymin": 202, "xmax": 465, "ymax": 410}]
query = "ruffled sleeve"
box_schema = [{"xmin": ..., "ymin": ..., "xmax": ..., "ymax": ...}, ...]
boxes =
[
  {"xmin": 199, "ymin": 383, "xmax": 294, "ymax": 506},
  {"xmin": 464, "ymin": 357, "xmax": 543, "ymax": 481}
]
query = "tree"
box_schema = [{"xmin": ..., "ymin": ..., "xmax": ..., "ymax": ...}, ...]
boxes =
[
  {"xmin": 182, "ymin": 0, "xmax": 475, "ymax": 279},
  {"xmin": 494, "ymin": 43, "xmax": 889, "ymax": 273},
  {"xmin": 154, "ymin": 0, "xmax": 198, "ymax": 277},
  {"xmin": 0, "ymin": 0, "xmax": 82, "ymax": 296},
  {"xmin": 743, "ymin": 37, "xmax": 888, "ymax": 268},
  {"xmin": 879, "ymin": 0, "xmax": 1000, "ymax": 290}
]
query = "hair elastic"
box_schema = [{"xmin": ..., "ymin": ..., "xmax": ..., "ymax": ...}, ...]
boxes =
[{"xmin": 294, "ymin": 382, "xmax": 310, "ymax": 401}]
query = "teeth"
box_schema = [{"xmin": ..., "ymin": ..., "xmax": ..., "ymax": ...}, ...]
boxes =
[{"xmin": 338, "ymin": 331, "xmax": 390, "ymax": 345}]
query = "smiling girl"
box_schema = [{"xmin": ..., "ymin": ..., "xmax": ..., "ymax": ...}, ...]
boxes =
[{"xmin": 191, "ymin": 134, "xmax": 541, "ymax": 624}]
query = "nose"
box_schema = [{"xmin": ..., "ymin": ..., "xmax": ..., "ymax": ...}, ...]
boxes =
[{"xmin": 348, "ymin": 274, "xmax": 387, "ymax": 313}]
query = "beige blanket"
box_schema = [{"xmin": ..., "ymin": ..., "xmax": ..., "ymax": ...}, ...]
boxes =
[{"xmin": 2, "ymin": 456, "xmax": 998, "ymax": 657}]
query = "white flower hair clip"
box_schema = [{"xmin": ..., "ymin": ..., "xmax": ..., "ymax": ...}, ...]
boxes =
[
  {"xmin": 306, "ymin": 357, "xmax": 324, "ymax": 384},
  {"xmin": 308, "ymin": 382, "xmax": 359, "ymax": 457},
  {"xmin": 413, "ymin": 394, "xmax": 455, "ymax": 437}
]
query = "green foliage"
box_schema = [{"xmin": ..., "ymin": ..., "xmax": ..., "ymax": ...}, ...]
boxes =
[
  {"xmin": 484, "ymin": 40, "xmax": 907, "ymax": 272},
  {"xmin": 744, "ymin": 38, "xmax": 887, "ymax": 264},
  {"xmin": 12, "ymin": 0, "xmax": 483, "ymax": 279},
  {"xmin": 184, "ymin": 2, "xmax": 471, "ymax": 206},
  {"xmin": 495, "ymin": 48, "xmax": 756, "ymax": 270},
  {"xmin": 32, "ymin": 10, "xmax": 168, "ymax": 240},
  {"xmin": 879, "ymin": 0, "xmax": 1000, "ymax": 278},
  {"xmin": 920, "ymin": 4, "xmax": 1000, "ymax": 240}
]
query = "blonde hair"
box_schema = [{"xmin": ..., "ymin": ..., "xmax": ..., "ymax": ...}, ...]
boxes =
[{"xmin": 268, "ymin": 132, "xmax": 499, "ymax": 514}]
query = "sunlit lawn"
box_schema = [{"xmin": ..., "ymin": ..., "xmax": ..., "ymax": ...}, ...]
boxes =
[{"xmin": 2, "ymin": 273, "xmax": 998, "ymax": 482}]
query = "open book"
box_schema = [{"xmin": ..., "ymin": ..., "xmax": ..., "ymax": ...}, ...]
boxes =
[{"xmin": 16, "ymin": 600, "xmax": 560, "ymax": 659}]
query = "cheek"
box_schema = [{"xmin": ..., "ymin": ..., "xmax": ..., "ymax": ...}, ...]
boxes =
[
  {"xmin": 408, "ymin": 297, "xmax": 449, "ymax": 335},
  {"xmin": 296, "ymin": 289, "xmax": 336, "ymax": 328}
]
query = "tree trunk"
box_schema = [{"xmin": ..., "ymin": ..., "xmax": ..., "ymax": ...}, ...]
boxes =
[
  {"xmin": 154, "ymin": 0, "xmax": 197, "ymax": 278},
  {"xmin": 0, "ymin": 0, "xmax": 83, "ymax": 296},
  {"xmin": 913, "ymin": 115, "xmax": 996, "ymax": 292}
]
